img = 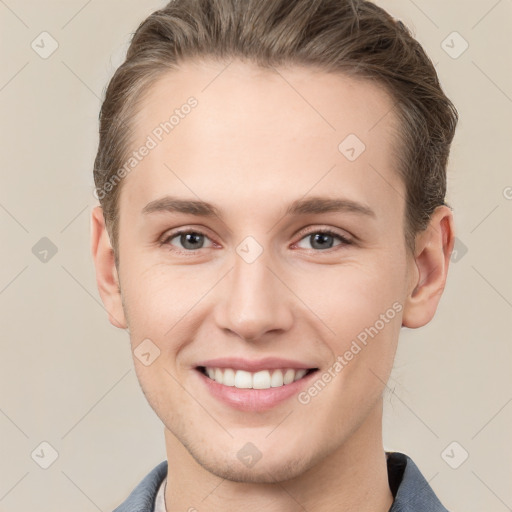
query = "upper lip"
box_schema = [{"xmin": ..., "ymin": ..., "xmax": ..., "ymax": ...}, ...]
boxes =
[{"xmin": 195, "ymin": 357, "xmax": 319, "ymax": 372}]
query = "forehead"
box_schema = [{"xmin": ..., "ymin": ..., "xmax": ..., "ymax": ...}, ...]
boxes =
[
  {"xmin": 137, "ymin": 59, "xmax": 399, "ymax": 145},
  {"xmin": 120, "ymin": 59, "xmax": 404, "ymax": 223}
]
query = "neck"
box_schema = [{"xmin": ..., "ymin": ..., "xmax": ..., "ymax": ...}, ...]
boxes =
[{"xmin": 163, "ymin": 402, "xmax": 394, "ymax": 512}]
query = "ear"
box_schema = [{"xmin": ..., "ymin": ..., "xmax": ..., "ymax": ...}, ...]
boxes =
[
  {"xmin": 402, "ymin": 205, "xmax": 455, "ymax": 329},
  {"xmin": 90, "ymin": 206, "xmax": 128, "ymax": 329}
]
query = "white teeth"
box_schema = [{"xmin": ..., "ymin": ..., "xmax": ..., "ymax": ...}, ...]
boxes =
[
  {"xmin": 271, "ymin": 369, "xmax": 284, "ymax": 387},
  {"xmin": 203, "ymin": 367, "xmax": 312, "ymax": 389},
  {"xmin": 222, "ymin": 368, "xmax": 235, "ymax": 386},
  {"xmin": 253, "ymin": 370, "xmax": 271, "ymax": 389},
  {"xmin": 283, "ymin": 369, "xmax": 295, "ymax": 385},
  {"xmin": 294, "ymin": 369, "xmax": 307, "ymax": 381},
  {"xmin": 234, "ymin": 370, "xmax": 252, "ymax": 389}
]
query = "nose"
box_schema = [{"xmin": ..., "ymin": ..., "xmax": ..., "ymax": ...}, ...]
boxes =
[{"xmin": 213, "ymin": 248, "xmax": 294, "ymax": 342}]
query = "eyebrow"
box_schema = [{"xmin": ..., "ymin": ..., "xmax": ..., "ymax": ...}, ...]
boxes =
[{"xmin": 141, "ymin": 195, "xmax": 376, "ymax": 219}]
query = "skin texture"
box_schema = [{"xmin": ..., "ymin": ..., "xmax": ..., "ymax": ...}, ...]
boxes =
[{"xmin": 91, "ymin": 60, "xmax": 455, "ymax": 512}]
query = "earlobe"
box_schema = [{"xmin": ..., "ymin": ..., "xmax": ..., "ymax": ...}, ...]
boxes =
[
  {"xmin": 402, "ymin": 205, "xmax": 455, "ymax": 329},
  {"xmin": 90, "ymin": 206, "xmax": 128, "ymax": 329}
]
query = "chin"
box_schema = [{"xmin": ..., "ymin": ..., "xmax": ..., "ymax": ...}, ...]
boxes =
[
  {"xmin": 204, "ymin": 456, "xmax": 311, "ymax": 484},
  {"xmin": 184, "ymin": 439, "xmax": 317, "ymax": 484}
]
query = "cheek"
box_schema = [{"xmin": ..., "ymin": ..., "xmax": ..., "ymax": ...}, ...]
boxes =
[
  {"xmin": 120, "ymin": 262, "xmax": 214, "ymax": 382},
  {"xmin": 303, "ymin": 257, "xmax": 406, "ymax": 333},
  {"xmin": 331, "ymin": 264, "xmax": 404, "ymax": 369},
  {"xmin": 304, "ymin": 259, "xmax": 405, "ymax": 401},
  {"xmin": 121, "ymin": 262, "xmax": 196, "ymax": 325}
]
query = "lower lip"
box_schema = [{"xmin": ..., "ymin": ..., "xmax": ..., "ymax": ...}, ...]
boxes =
[{"xmin": 195, "ymin": 368, "xmax": 318, "ymax": 412}]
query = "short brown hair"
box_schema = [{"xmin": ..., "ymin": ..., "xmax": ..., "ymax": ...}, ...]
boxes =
[{"xmin": 93, "ymin": 0, "xmax": 458, "ymax": 266}]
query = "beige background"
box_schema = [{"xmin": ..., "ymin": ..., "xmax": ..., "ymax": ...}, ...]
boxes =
[{"xmin": 1, "ymin": 1, "xmax": 511, "ymax": 511}]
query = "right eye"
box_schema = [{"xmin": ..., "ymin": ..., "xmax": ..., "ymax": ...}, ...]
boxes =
[{"xmin": 159, "ymin": 229, "xmax": 215, "ymax": 252}]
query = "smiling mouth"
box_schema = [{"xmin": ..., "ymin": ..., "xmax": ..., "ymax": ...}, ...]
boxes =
[{"xmin": 196, "ymin": 366, "xmax": 318, "ymax": 390}]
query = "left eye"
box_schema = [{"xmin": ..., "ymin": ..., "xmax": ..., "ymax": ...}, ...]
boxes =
[{"xmin": 295, "ymin": 230, "xmax": 352, "ymax": 251}]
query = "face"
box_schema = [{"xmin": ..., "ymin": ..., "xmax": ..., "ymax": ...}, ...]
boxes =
[{"xmin": 111, "ymin": 60, "xmax": 417, "ymax": 482}]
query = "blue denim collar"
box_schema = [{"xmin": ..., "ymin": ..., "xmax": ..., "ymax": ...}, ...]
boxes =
[
  {"xmin": 386, "ymin": 452, "xmax": 450, "ymax": 512},
  {"xmin": 113, "ymin": 452, "xmax": 450, "ymax": 512}
]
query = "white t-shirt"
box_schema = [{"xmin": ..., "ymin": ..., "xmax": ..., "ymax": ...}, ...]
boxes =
[{"xmin": 154, "ymin": 476, "xmax": 167, "ymax": 512}]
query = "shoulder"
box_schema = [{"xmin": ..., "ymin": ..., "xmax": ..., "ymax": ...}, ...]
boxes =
[
  {"xmin": 387, "ymin": 451, "xmax": 450, "ymax": 512},
  {"xmin": 112, "ymin": 460, "xmax": 168, "ymax": 512}
]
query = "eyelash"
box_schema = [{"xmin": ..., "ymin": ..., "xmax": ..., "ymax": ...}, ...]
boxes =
[{"xmin": 158, "ymin": 227, "xmax": 353, "ymax": 254}]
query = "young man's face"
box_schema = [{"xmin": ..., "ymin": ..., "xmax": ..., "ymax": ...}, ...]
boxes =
[{"xmin": 94, "ymin": 60, "xmax": 436, "ymax": 483}]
